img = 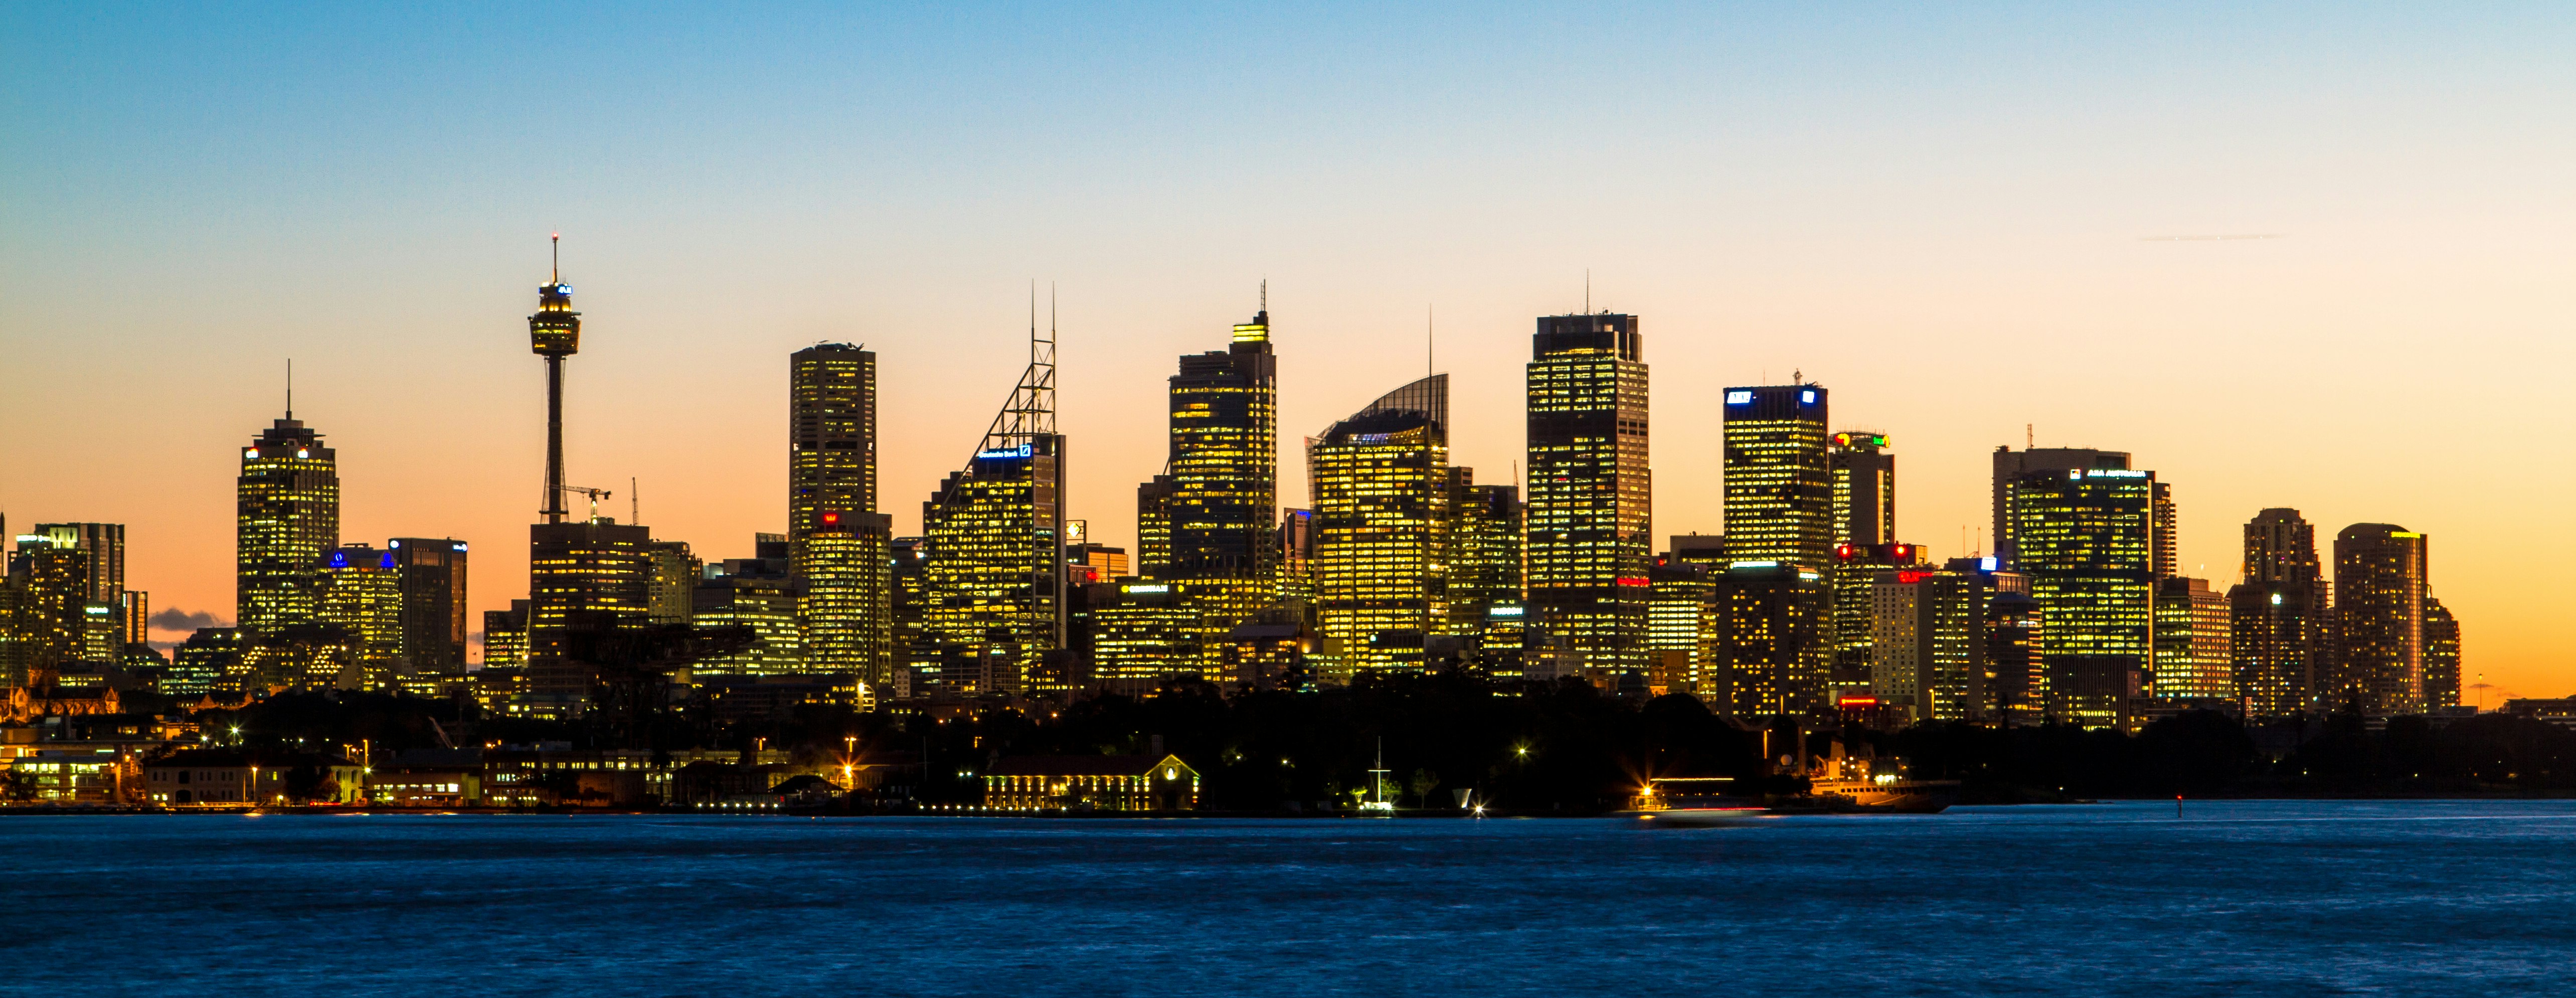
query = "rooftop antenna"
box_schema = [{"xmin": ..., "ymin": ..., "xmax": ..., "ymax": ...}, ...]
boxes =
[
  {"xmin": 2027, "ymin": 423, "xmax": 2034, "ymax": 449},
  {"xmin": 1585, "ymin": 269, "xmax": 1592, "ymax": 313},
  {"xmin": 1427, "ymin": 304, "xmax": 1435, "ymax": 380},
  {"xmin": 551, "ymin": 232, "xmax": 560, "ymax": 283},
  {"xmin": 1261, "ymin": 278, "xmax": 1267, "ymax": 312},
  {"xmin": 630, "ymin": 476, "xmax": 639, "ymax": 526},
  {"xmin": 285, "ymin": 358, "xmax": 293, "ymax": 419}
]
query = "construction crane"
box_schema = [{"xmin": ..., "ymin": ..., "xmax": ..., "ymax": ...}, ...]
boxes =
[{"xmin": 556, "ymin": 485, "xmax": 613, "ymax": 522}]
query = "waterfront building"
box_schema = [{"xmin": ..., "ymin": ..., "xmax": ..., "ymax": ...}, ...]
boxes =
[
  {"xmin": 2152, "ymin": 577, "xmax": 2234, "ymax": 702},
  {"xmin": 1709, "ymin": 561, "xmax": 1829, "ymax": 717},
  {"xmin": 918, "ymin": 317, "xmax": 1066, "ymax": 694},
  {"xmin": 2422, "ymin": 597, "xmax": 2461, "ymax": 710},
  {"xmin": 981, "ymin": 753, "xmax": 1200, "ymax": 811},
  {"xmin": 319, "ymin": 544, "xmax": 405, "ymax": 688},
  {"xmin": 789, "ymin": 344, "xmax": 893, "ymax": 684},
  {"xmin": 1828, "ymin": 433, "xmax": 1895, "ymax": 547},
  {"xmin": 1524, "ymin": 314, "xmax": 1650, "ymax": 672},
  {"xmin": 238, "ymin": 413, "xmax": 339, "ymax": 634},
  {"xmin": 2008, "ymin": 466, "xmax": 2158, "ymax": 727},
  {"xmin": 1445, "ymin": 471, "xmax": 1522, "ymax": 634},
  {"xmin": 2335, "ymin": 524, "xmax": 2429, "ymax": 714},
  {"xmin": 1152, "ymin": 301, "xmax": 1279, "ymax": 669},
  {"xmin": 692, "ymin": 537, "xmax": 803, "ymax": 675},
  {"xmin": 1308, "ymin": 375, "xmax": 1451, "ymax": 676},
  {"xmin": 2230, "ymin": 508, "xmax": 2332, "ymax": 717}
]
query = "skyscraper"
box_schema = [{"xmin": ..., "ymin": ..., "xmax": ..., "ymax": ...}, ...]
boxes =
[
  {"xmin": 2152, "ymin": 577, "xmax": 2233, "ymax": 702},
  {"xmin": 319, "ymin": 544, "xmax": 405, "ymax": 688},
  {"xmin": 2008, "ymin": 466, "xmax": 2158, "ymax": 726},
  {"xmin": 237, "ymin": 413, "xmax": 339, "ymax": 634},
  {"xmin": 3, "ymin": 534, "xmax": 86, "ymax": 680},
  {"xmin": 1156, "ymin": 301, "xmax": 1279, "ymax": 669},
  {"xmin": 796, "ymin": 508, "xmax": 894, "ymax": 682},
  {"xmin": 1828, "ymin": 432, "xmax": 1895, "ymax": 547},
  {"xmin": 1830, "ymin": 542, "xmax": 1928, "ymax": 694},
  {"xmin": 790, "ymin": 344, "xmax": 893, "ymax": 682},
  {"xmin": 693, "ymin": 536, "xmax": 804, "ymax": 675},
  {"xmin": 32, "ymin": 523, "xmax": 122, "ymax": 605},
  {"xmin": 387, "ymin": 538, "xmax": 469, "ymax": 673},
  {"xmin": 1709, "ymin": 561, "xmax": 1830, "ymax": 717},
  {"xmin": 1309, "ymin": 375, "xmax": 1451, "ymax": 675},
  {"xmin": 1723, "ymin": 383, "xmax": 1831, "ymax": 568},
  {"xmin": 1525, "ymin": 314, "xmax": 1650, "ymax": 671},
  {"xmin": 919, "ymin": 310, "xmax": 1066, "ymax": 694},
  {"xmin": 1868, "ymin": 566, "xmax": 1978, "ymax": 723},
  {"xmin": 2335, "ymin": 524, "xmax": 2428, "ymax": 714},
  {"xmin": 2230, "ymin": 509, "xmax": 2332, "ymax": 717},
  {"xmin": 1990, "ymin": 446, "xmax": 2129, "ymax": 567},
  {"xmin": 1444, "ymin": 469, "xmax": 1521, "ymax": 634}
]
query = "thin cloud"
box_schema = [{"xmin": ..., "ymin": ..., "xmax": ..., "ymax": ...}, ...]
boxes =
[{"xmin": 149, "ymin": 607, "xmax": 226, "ymax": 632}]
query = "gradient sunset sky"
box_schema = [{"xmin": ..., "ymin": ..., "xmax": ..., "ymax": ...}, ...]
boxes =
[{"xmin": 3, "ymin": 4, "xmax": 2568, "ymax": 698}]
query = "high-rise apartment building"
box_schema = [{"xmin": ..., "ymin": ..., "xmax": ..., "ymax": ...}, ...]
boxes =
[
  {"xmin": 1155, "ymin": 303, "xmax": 1279, "ymax": 661},
  {"xmin": 2152, "ymin": 577, "xmax": 2233, "ymax": 702},
  {"xmin": 237, "ymin": 414, "xmax": 339, "ymax": 634},
  {"xmin": 1828, "ymin": 433, "xmax": 1895, "ymax": 547},
  {"xmin": 1444, "ymin": 471, "xmax": 1521, "ymax": 634},
  {"xmin": 1525, "ymin": 314, "xmax": 1649, "ymax": 672},
  {"xmin": 1723, "ymin": 384, "xmax": 1831, "ymax": 569},
  {"xmin": 2422, "ymin": 597, "xmax": 2461, "ymax": 710},
  {"xmin": 919, "ymin": 318, "xmax": 1065, "ymax": 694},
  {"xmin": 2008, "ymin": 466, "xmax": 2158, "ymax": 727},
  {"xmin": 1308, "ymin": 375, "xmax": 1450, "ymax": 676},
  {"xmin": 387, "ymin": 538, "xmax": 468, "ymax": 673},
  {"xmin": 2230, "ymin": 508, "xmax": 2332, "ymax": 717},
  {"xmin": 3, "ymin": 534, "xmax": 87, "ymax": 680},
  {"xmin": 2335, "ymin": 524, "xmax": 2428, "ymax": 714}
]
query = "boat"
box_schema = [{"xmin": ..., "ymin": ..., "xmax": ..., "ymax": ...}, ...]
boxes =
[
  {"xmin": 1624, "ymin": 777, "xmax": 1772, "ymax": 826},
  {"xmin": 1767, "ymin": 776, "xmax": 1960, "ymax": 814}
]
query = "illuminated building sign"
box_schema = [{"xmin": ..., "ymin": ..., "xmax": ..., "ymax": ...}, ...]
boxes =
[
  {"xmin": 977, "ymin": 444, "xmax": 1035, "ymax": 459},
  {"xmin": 1725, "ymin": 391, "xmax": 1753, "ymax": 405}
]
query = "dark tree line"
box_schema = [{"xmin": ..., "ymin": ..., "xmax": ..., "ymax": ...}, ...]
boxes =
[{"xmin": 183, "ymin": 674, "xmax": 2576, "ymax": 811}]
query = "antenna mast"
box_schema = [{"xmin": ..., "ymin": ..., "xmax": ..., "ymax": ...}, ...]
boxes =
[
  {"xmin": 285, "ymin": 359, "xmax": 293, "ymax": 419},
  {"xmin": 977, "ymin": 280, "xmax": 1058, "ymax": 454}
]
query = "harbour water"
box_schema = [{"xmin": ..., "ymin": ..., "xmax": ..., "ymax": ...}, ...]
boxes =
[{"xmin": 5, "ymin": 800, "xmax": 2571, "ymax": 994}]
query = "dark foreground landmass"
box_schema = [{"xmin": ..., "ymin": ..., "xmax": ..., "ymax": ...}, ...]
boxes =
[{"xmin": 49, "ymin": 673, "xmax": 2576, "ymax": 813}]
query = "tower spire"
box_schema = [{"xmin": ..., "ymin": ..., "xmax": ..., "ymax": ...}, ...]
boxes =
[
  {"xmin": 285, "ymin": 358, "xmax": 293, "ymax": 419},
  {"xmin": 551, "ymin": 232, "xmax": 560, "ymax": 283}
]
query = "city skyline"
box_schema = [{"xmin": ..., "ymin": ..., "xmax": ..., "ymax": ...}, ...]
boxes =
[{"xmin": 4, "ymin": 6, "xmax": 2566, "ymax": 699}]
